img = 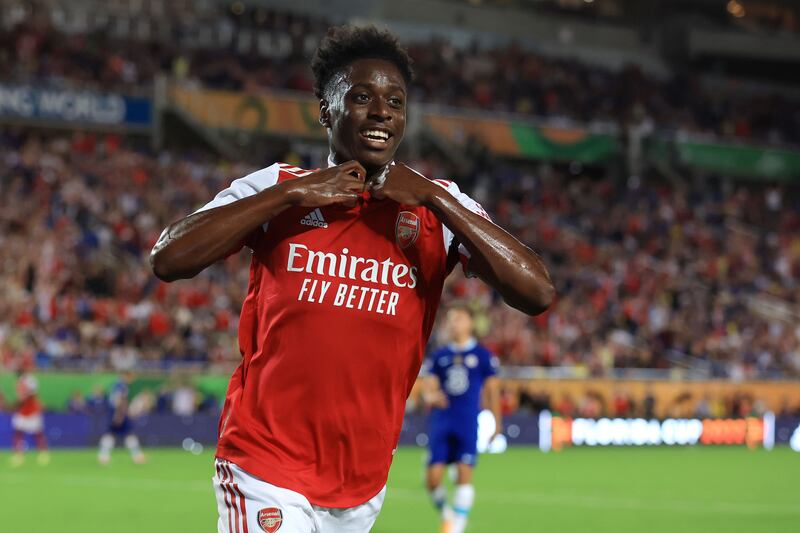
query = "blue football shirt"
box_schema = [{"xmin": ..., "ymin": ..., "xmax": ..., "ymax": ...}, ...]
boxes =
[{"xmin": 422, "ymin": 338, "xmax": 498, "ymax": 424}]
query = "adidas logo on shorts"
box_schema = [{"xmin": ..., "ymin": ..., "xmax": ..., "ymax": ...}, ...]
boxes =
[{"xmin": 301, "ymin": 208, "xmax": 328, "ymax": 229}]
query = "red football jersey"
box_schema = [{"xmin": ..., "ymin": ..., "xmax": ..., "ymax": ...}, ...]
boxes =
[
  {"xmin": 197, "ymin": 160, "xmax": 488, "ymax": 508},
  {"xmin": 16, "ymin": 374, "xmax": 42, "ymax": 416}
]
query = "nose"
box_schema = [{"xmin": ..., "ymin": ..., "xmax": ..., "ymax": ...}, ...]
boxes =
[{"xmin": 368, "ymin": 98, "xmax": 391, "ymax": 122}]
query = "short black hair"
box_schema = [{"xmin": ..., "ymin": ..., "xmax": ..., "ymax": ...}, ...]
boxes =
[{"xmin": 311, "ymin": 25, "xmax": 414, "ymax": 100}]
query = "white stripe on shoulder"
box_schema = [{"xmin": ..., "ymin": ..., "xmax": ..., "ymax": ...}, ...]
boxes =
[
  {"xmin": 279, "ymin": 164, "xmax": 312, "ymax": 176},
  {"xmin": 194, "ymin": 163, "xmax": 281, "ymax": 214},
  {"xmin": 438, "ymin": 179, "xmax": 492, "ymax": 254}
]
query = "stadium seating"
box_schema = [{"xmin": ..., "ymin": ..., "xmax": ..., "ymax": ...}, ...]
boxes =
[
  {"xmin": 1, "ymin": 6, "xmax": 797, "ymax": 145},
  {"xmin": 1, "ymin": 131, "xmax": 798, "ymax": 385}
]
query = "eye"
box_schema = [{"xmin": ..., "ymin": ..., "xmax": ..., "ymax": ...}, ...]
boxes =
[
  {"xmin": 354, "ymin": 93, "xmax": 370, "ymax": 103},
  {"xmin": 388, "ymin": 97, "xmax": 404, "ymax": 108}
]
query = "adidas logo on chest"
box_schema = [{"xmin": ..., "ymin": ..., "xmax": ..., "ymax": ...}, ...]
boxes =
[{"xmin": 300, "ymin": 208, "xmax": 328, "ymax": 229}]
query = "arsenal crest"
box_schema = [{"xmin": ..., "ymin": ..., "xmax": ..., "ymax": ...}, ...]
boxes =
[
  {"xmin": 395, "ymin": 211, "xmax": 420, "ymax": 249},
  {"xmin": 258, "ymin": 507, "xmax": 283, "ymax": 533}
]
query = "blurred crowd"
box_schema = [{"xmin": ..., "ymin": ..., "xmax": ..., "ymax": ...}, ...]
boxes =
[
  {"xmin": 435, "ymin": 153, "xmax": 800, "ymax": 379},
  {"xmin": 1, "ymin": 130, "xmax": 799, "ymax": 380},
  {"xmin": 62, "ymin": 379, "xmax": 219, "ymax": 417},
  {"xmin": 0, "ymin": 130, "xmax": 255, "ymax": 373},
  {"xmin": 1, "ymin": 5, "xmax": 798, "ymax": 145},
  {"xmin": 4, "ymin": 380, "xmax": 800, "ymax": 419},
  {"xmin": 0, "ymin": 377, "xmax": 219, "ymax": 416}
]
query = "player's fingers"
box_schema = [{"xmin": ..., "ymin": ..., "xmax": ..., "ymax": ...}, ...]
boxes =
[
  {"xmin": 337, "ymin": 160, "xmax": 366, "ymax": 181},
  {"xmin": 338, "ymin": 175, "xmax": 367, "ymax": 192}
]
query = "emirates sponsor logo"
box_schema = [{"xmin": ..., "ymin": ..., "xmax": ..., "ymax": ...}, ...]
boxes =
[
  {"xmin": 286, "ymin": 243, "xmax": 418, "ymax": 316},
  {"xmin": 287, "ymin": 243, "xmax": 417, "ymax": 289}
]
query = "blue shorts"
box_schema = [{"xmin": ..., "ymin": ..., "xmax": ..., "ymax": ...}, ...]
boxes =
[
  {"xmin": 427, "ymin": 420, "xmax": 478, "ymax": 466},
  {"xmin": 108, "ymin": 417, "xmax": 132, "ymax": 437}
]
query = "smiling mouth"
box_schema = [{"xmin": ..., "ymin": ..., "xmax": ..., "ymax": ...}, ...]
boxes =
[{"xmin": 359, "ymin": 129, "xmax": 393, "ymax": 145}]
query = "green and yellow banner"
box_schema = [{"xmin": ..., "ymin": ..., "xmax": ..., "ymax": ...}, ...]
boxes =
[
  {"xmin": 169, "ymin": 85, "xmax": 325, "ymax": 138},
  {"xmin": 168, "ymin": 85, "xmax": 800, "ymax": 181},
  {"xmin": 650, "ymin": 138, "xmax": 800, "ymax": 181},
  {"xmin": 423, "ymin": 113, "xmax": 619, "ymax": 162},
  {"xmin": 168, "ymin": 85, "xmax": 619, "ymax": 161}
]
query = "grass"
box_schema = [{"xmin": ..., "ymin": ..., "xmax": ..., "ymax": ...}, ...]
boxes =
[{"xmin": 1, "ymin": 446, "xmax": 798, "ymax": 532}]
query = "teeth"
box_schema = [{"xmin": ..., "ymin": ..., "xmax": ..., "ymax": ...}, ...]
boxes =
[{"xmin": 363, "ymin": 130, "xmax": 389, "ymax": 141}]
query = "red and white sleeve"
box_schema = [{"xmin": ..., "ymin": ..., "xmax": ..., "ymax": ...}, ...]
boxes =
[
  {"xmin": 433, "ymin": 179, "xmax": 492, "ymax": 278},
  {"xmin": 189, "ymin": 163, "xmax": 282, "ymax": 247},
  {"xmin": 195, "ymin": 163, "xmax": 281, "ymax": 215}
]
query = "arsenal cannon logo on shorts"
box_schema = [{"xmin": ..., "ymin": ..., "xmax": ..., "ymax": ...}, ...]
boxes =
[
  {"xmin": 395, "ymin": 211, "xmax": 420, "ymax": 249},
  {"xmin": 258, "ymin": 507, "xmax": 283, "ymax": 533}
]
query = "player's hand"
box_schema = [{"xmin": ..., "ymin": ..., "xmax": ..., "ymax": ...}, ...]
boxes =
[
  {"xmin": 424, "ymin": 390, "xmax": 449, "ymax": 409},
  {"xmin": 285, "ymin": 161, "xmax": 367, "ymax": 208},
  {"xmin": 369, "ymin": 163, "xmax": 439, "ymax": 206}
]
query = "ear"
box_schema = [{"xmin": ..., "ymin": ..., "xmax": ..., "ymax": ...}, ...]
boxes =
[{"xmin": 319, "ymin": 99, "xmax": 331, "ymax": 128}]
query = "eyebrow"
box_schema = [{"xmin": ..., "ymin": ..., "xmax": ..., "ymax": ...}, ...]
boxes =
[{"xmin": 350, "ymin": 82, "xmax": 406, "ymax": 95}]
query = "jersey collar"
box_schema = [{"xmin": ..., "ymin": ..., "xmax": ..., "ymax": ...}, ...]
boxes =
[
  {"xmin": 448, "ymin": 337, "xmax": 478, "ymax": 353},
  {"xmin": 326, "ymin": 153, "xmax": 393, "ymax": 186}
]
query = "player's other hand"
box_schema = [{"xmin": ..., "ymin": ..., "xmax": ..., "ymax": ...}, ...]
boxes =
[
  {"xmin": 286, "ymin": 161, "xmax": 367, "ymax": 208},
  {"xmin": 370, "ymin": 163, "xmax": 439, "ymax": 206},
  {"xmin": 491, "ymin": 426, "xmax": 503, "ymax": 441}
]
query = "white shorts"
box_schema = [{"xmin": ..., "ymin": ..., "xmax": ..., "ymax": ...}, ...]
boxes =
[
  {"xmin": 213, "ymin": 458, "xmax": 386, "ymax": 533},
  {"xmin": 12, "ymin": 413, "xmax": 44, "ymax": 434}
]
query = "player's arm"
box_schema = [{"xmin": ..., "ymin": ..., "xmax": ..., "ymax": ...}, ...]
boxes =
[
  {"xmin": 371, "ymin": 164, "xmax": 554, "ymax": 316},
  {"xmin": 150, "ymin": 161, "xmax": 367, "ymax": 282},
  {"xmin": 421, "ymin": 375, "xmax": 448, "ymax": 409},
  {"xmin": 419, "ymin": 356, "xmax": 448, "ymax": 409},
  {"xmin": 484, "ymin": 376, "xmax": 502, "ymax": 438}
]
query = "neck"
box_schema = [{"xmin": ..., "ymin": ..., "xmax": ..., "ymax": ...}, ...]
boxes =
[
  {"xmin": 451, "ymin": 336, "xmax": 474, "ymax": 349},
  {"xmin": 329, "ymin": 152, "xmax": 387, "ymax": 183}
]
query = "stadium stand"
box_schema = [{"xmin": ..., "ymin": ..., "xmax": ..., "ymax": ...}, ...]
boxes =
[
  {"xmin": 1, "ymin": 1, "xmax": 799, "ymax": 423},
  {"xmin": 1, "ymin": 130, "xmax": 798, "ymax": 383},
  {"xmin": 1, "ymin": 3, "xmax": 798, "ymax": 145}
]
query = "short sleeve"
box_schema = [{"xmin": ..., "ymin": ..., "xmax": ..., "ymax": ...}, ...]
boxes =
[
  {"xmin": 421, "ymin": 348, "xmax": 446, "ymax": 379},
  {"xmin": 433, "ymin": 179, "xmax": 492, "ymax": 278},
  {"xmin": 419, "ymin": 357, "xmax": 434, "ymax": 377},
  {"xmin": 195, "ymin": 163, "xmax": 281, "ymax": 215},
  {"xmin": 191, "ymin": 163, "xmax": 281, "ymax": 249},
  {"xmin": 482, "ymin": 349, "xmax": 499, "ymax": 378}
]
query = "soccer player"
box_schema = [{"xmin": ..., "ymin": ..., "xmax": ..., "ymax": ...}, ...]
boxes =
[
  {"xmin": 10, "ymin": 370, "xmax": 49, "ymax": 467},
  {"xmin": 150, "ymin": 25, "xmax": 553, "ymax": 533},
  {"xmin": 98, "ymin": 372, "xmax": 146, "ymax": 465},
  {"xmin": 422, "ymin": 304, "xmax": 502, "ymax": 533}
]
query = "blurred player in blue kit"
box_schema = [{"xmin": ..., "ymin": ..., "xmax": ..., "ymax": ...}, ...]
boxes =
[
  {"xmin": 421, "ymin": 304, "xmax": 502, "ymax": 533},
  {"xmin": 97, "ymin": 372, "xmax": 146, "ymax": 465}
]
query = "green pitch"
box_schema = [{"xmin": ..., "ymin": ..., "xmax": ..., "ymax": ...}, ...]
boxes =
[{"xmin": 1, "ymin": 447, "xmax": 798, "ymax": 532}]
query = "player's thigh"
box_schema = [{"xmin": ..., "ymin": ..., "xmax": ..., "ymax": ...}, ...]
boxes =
[
  {"xmin": 213, "ymin": 459, "xmax": 317, "ymax": 533},
  {"xmin": 315, "ymin": 486, "xmax": 386, "ymax": 533},
  {"xmin": 453, "ymin": 426, "xmax": 479, "ymax": 467},
  {"xmin": 427, "ymin": 426, "xmax": 452, "ymax": 466}
]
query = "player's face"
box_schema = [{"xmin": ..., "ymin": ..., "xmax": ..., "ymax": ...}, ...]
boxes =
[
  {"xmin": 322, "ymin": 58, "xmax": 406, "ymax": 175},
  {"xmin": 447, "ymin": 308, "xmax": 474, "ymax": 341}
]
